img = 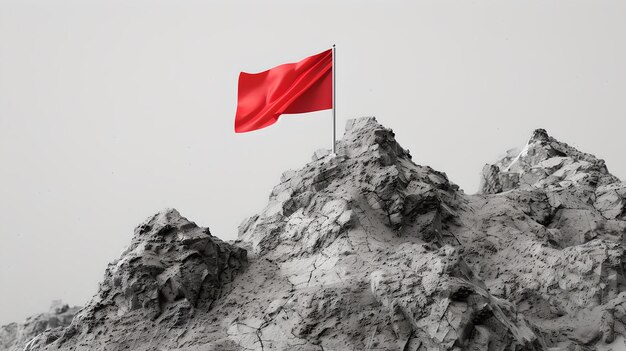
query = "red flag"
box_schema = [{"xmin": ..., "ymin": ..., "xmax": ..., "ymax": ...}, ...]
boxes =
[{"xmin": 235, "ymin": 49, "xmax": 333, "ymax": 133}]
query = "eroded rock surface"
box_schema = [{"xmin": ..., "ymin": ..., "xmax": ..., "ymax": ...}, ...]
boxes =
[
  {"xmin": 472, "ymin": 128, "xmax": 626, "ymax": 349},
  {"xmin": 28, "ymin": 209, "xmax": 247, "ymax": 351},
  {"xmin": 231, "ymin": 118, "xmax": 543, "ymax": 350},
  {"xmin": 479, "ymin": 128, "xmax": 619, "ymax": 194},
  {"xmin": 0, "ymin": 301, "xmax": 79, "ymax": 351},
  {"xmin": 15, "ymin": 118, "xmax": 626, "ymax": 350}
]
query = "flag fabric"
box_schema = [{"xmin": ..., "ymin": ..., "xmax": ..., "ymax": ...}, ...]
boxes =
[{"xmin": 235, "ymin": 49, "xmax": 333, "ymax": 133}]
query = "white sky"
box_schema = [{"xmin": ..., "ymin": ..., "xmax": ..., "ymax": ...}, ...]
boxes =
[{"xmin": 1, "ymin": 0, "xmax": 625, "ymax": 325}]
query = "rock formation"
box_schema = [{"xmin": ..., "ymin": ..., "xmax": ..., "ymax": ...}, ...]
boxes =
[
  {"xmin": 235, "ymin": 117, "xmax": 542, "ymax": 350},
  {"xmin": 3, "ymin": 117, "xmax": 625, "ymax": 350},
  {"xmin": 0, "ymin": 301, "xmax": 79, "ymax": 351},
  {"xmin": 478, "ymin": 128, "xmax": 620, "ymax": 194},
  {"xmin": 15, "ymin": 209, "xmax": 248, "ymax": 351},
  {"xmin": 474, "ymin": 127, "xmax": 626, "ymax": 349}
]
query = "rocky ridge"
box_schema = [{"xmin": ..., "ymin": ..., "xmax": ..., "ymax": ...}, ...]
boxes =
[
  {"xmin": 235, "ymin": 117, "xmax": 542, "ymax": 350},
  {"xmin": 15, "ymin": 209, "xmax": 248, "ymax": 351},
  {"xmin": 2, "ymin": 117, "xmax": 625, "ymax": 350},
  {"xmin": 0, "ymin": 302, "xmax": 79, "ymax": 351}
]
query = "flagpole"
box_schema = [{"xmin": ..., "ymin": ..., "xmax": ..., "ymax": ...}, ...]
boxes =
[{"xmin": 332, "ymin": 44, "xmax": 336, "ymax": 155}]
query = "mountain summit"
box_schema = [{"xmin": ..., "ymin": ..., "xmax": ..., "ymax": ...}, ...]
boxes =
[
  {"xmin": 3, "ymin": 117, "xmax": 626, "ymax": 351},
  {"xmin": 479, "ymin": 128, "xmax": 619, "ymax": 194}
]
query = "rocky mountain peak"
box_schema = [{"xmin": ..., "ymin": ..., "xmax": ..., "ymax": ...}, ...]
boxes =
[
  {"xmin": 231, "ymin": 117, "xmax": 544, "ymax": 350},
  {"xmin": 337, "ymin": 116, "xmax": 412, "ymax": 163},
  {"xmin": 238, "ymin": 117, "xmax": 461, "ymax": 259},
  {"xmin": 20, "ymin": 208, "xmax": 248, "ymax": 351},
  {"xmin": 530, "ymin": 128, "xmax": 550, "ymax": 142},
  {"xmin": 480, "ymin": 128, "xmax": 619, "ymax": 194},
  {"xmin": 0, "ymin": 301, "xmax": 80, "ymax": 351},
  {"xmin": 6, "ymin": 117, "xmax": 626, "ymax": 351}
]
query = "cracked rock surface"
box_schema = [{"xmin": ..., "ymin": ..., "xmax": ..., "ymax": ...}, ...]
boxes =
[
  {"xmin": 473, "ymin": 127, "xmax": 626, "ymax": 349},
  {"xmin": 15, "ymin": 209, "xmax": 248, "ymax": 351},
  {"xmin": 8, "ymin": 117, "xmax": 626, "ymax": 350}
]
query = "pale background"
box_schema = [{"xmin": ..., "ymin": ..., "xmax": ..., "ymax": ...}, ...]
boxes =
[{"xmin": 1, "ymin": 0, "xmax": 625, "ymax": 325}]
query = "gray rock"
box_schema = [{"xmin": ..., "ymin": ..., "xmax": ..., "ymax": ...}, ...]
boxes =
[
  {"xmin": 27, "ymin": 209, "xmax": 247, "ymax": 351},
  {"xmin": 370, "ymin": 245, "xmax": 541, "ymax": 350},
  {"xmin": 479, "ymin": 128, "xmax": 619, "ymax": 194},
  {"xmin": 16, "ymin": 118, "xmax": 626, "ymax": 351},
  {"xmin": 0, "ymin": 301, "xmax": 80, "ymax": 351},
  {"xmin": 471, "ymin": 127, "xmax": 626, "ymax": 349},
  {"xmin": 232, "ymin": 118, "xmax": 542, "ymax": 350},
  {"xmin": 595, "ymin": 182, "xmax": 626, "ymax": 220}
]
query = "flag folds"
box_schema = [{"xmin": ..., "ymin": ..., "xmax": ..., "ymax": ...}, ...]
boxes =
[{"xmin": 235, "ymin": 49, "xmax": 332, "ymax": 133}]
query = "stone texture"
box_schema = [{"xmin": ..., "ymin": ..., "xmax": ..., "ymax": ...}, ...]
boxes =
[
  {"xmin": 11, "ymin": 118, "xmax": 626, "ymax": 351},
  {"xmin": 370, "ymin": 245, "xmax": 541, "ymax": 350},
  {"xmin": 23, "ymin": 209, "xmax": 247, "ymax": 351},
  {"xmin": 479, "ymin": 128, "xmax": 619, "ymax": 194},
  {"xmin": 0, "ymin": 301, "xmax": 80, "ymax": 351},
  {"xmin": 230, "ymin": 118, "xmax": 543, "ymax": 350},
  {"xmin": 239, "ymin": 117, "xmax": 461, "ymax": 259},
  {"xmin": 595, "ymin": 182, "xmax": 626, "ymax": 220},
  {"xmin": 471, "ymin": 127, "xmax": 626, "ymax": 350}
]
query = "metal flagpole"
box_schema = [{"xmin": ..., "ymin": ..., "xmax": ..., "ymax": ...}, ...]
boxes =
[{"xmin": 332, "ymin": 44, "xmax": 336, "ymax": 155}]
